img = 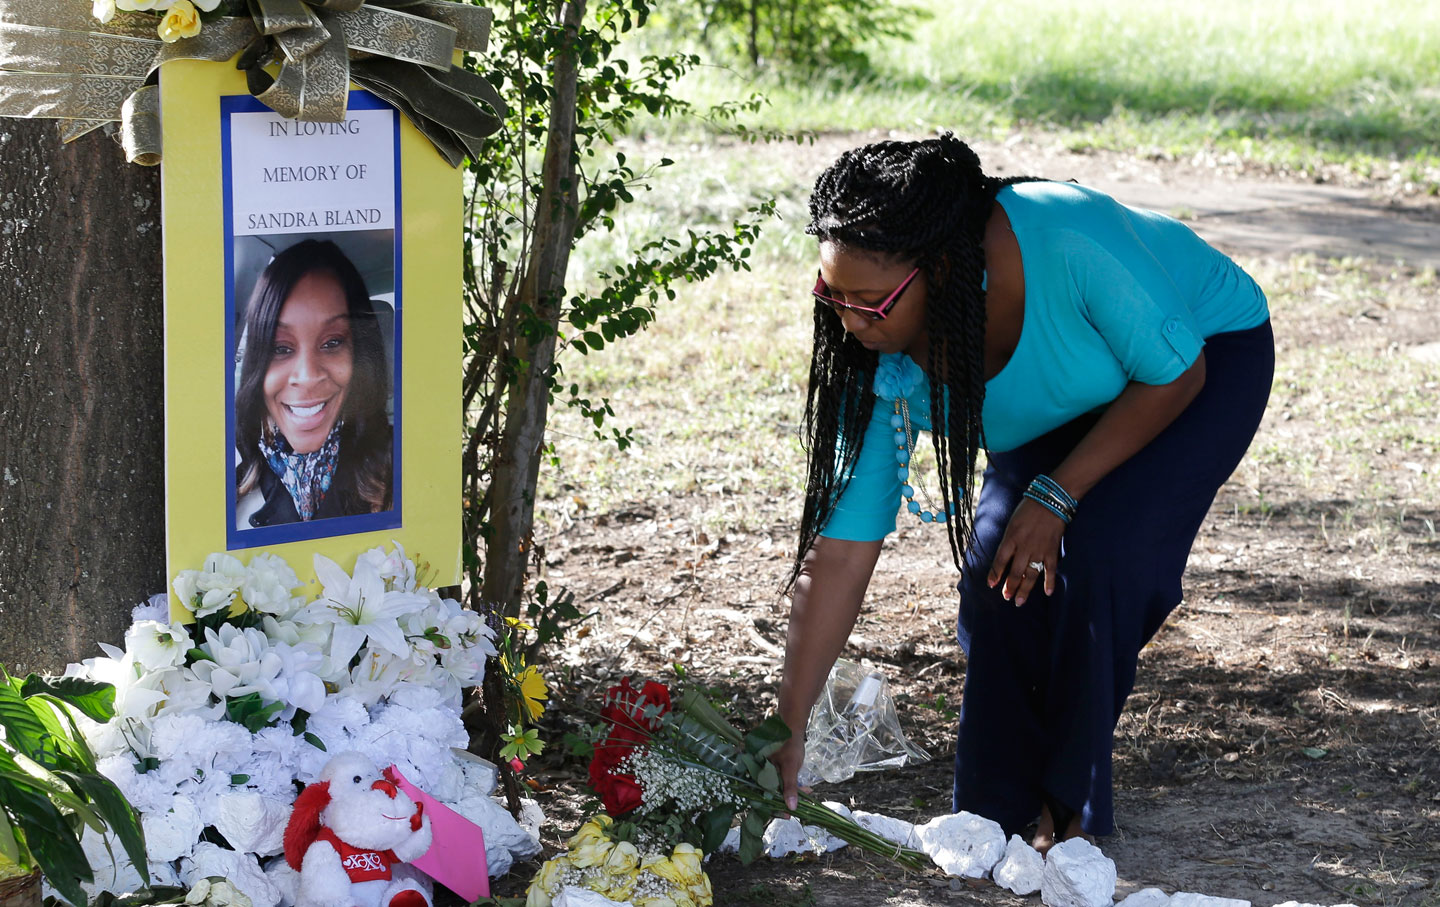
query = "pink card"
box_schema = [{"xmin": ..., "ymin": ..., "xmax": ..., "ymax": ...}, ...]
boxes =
[{"xmin": 386, "ymin": 765, "xmax": 491, "ymax": 900}]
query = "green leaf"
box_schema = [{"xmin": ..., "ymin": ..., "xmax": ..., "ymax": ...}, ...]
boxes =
[
  {"xmin": 756, "ymin": 761, "xmax": 780, "ymax": 793},
  {"xmin": 742, "ymin": 715, "xmax": 792, "ymax": 761},
  {"xmin": 61, "ymin": 771, "xmax": 149, "ymax": 886},
  {"xmin": 1302, "ymin": 746, "xmax": 1328, "ymax": 759},
  {"xmin": 699, "ymin": 803, "xmax": 735, "ymax": 854},
  {"xmin": 0, "ymin": 809, "xmax": 23, "ymax": 865},
  {"xmin": 303, "ymin": 732, "xmax": 327, "ymax": 751},
  {"xmin": 737, "ymin": 807, "xmax": 769, "ymax": 865},
  {"xmin": 676, "ymin": 688, "xmax": 744, "ymax": 745},
  {"xmin": 19, "ymin": 676, "xmax": 116, "ymax": 724},
  {"xmin": 0, "ymin": 684, "xmax": 51, "ymax": 761}
]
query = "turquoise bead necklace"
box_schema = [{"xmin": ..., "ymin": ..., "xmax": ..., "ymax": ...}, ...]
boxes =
[{"xmin": 892, "ymin": 397, "xmax": 951, "ymax": 524}]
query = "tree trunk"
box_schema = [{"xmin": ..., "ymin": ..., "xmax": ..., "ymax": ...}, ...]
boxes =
[
  {"xmin": 479, "ymin": 0, "xmax": 584, "ymax": 615},
  {"xmin": 0, "ymin": 121, "xmax": 166, "ymax": 674}
]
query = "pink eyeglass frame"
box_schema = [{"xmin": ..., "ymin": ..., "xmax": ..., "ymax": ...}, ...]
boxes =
[{"xmin": 812, "ymin": 267, "xmax": 920, "ymax": 321}]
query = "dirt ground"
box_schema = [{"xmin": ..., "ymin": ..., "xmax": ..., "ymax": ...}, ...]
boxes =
[{"xmin": 487, "ymin": 137, "xmax": 1440, "ymax": 907}]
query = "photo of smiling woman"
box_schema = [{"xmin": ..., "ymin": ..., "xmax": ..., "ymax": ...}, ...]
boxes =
[{"xmin": 232, "ymin": 237, "xmax": 396, "ymax": 535}]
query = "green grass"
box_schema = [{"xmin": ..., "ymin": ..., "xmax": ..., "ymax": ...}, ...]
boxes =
[{"xmin": 631, "ymin": 0, "xmax": 1440, "ymax": 187}]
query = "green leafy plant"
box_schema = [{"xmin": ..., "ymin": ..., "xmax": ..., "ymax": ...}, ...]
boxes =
[
  {"xmin": 0, "ymin": 666, "xmax": 148, "ymax": 907},
  {"xmin": 670, "ymin": 0, "xmax": 926, "ymax": 71}
]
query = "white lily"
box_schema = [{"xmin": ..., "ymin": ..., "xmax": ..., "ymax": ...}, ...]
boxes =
[
  {"xmin": 297, "ymin": 554, "xmax": 428, "ymax": 666},
  {"xmin": 125, "ymin": 620, "xmax": 191, "ymax": 672}
]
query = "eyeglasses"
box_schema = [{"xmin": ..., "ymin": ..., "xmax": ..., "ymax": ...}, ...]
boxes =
[{"xmin": 811, "ymin": 268, "xmax": 919, "ymax": 322}]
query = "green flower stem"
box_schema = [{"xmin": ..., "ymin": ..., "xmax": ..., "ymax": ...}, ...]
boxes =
[{"xmin": 734, "ymin": 788, "xmax": 932, "ymax": 872}]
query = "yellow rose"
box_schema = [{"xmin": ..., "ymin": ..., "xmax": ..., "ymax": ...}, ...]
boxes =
[
  {"xmin": 668, "ymin": 844, "xmax": 704, "ymax": 884},
  {"xmin": 157, "ymin": 0, "xmax": 201, "ymax": 42},
  {"xmin": 634, "ymin": 897, "xmax": 680, "ymax": 907},
  {"xmin": 569, "ymin": 817, "xmax": 612, "ymax": 850},
  {"xmin": 569, "ymin": 837, "xmax": 613, "ymax": 869},
  {"xmin": 525, "ymin": 855, "xmax": 569, "ymax": 907},
  {"xmin": 596, "ymin": 868, "xmax": 638, "ymax": 902},
  {"xmin": 687, "ymin": 874, "xmax": 713, "ymax": 907},
  {"xmin": 602, "ymin": 840, "xmax": 640, "ymax": 875}
]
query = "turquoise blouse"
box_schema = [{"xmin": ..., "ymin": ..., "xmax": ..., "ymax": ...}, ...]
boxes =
[{"xmin": 821, "ymin": 180, "xmax": 1269, "ymax": 542}]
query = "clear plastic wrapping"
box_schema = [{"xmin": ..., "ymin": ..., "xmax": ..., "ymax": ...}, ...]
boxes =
[{"xmin": 798, "ymin": 658, "xmax": 930, "ymax": 786}]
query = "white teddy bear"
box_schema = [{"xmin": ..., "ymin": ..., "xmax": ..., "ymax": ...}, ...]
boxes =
[{"xmin": 283, "ymin": 752, "xmax": 434, "ymax": 907}]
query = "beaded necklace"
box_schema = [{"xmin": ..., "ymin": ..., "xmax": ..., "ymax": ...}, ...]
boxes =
[{"xmin": 874, "ymin": 353, "xmax": 950, "ymax": 525}]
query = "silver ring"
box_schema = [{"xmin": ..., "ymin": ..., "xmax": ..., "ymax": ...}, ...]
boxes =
[{"xmin": 1027, "ymin": 560, "xmax": 1045, "ymax": 573}]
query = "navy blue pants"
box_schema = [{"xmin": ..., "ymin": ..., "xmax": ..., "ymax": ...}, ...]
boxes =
[{"xmin": 953, "ymin": 321, "xmax": 1274, "ymax": 836}]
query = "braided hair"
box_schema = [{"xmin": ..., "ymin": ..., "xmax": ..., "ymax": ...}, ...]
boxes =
[{"xmin": 787, "ymin": 133, "xmax": 1042, "ymax": 588}]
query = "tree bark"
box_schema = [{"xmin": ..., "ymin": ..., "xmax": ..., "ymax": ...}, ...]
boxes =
[
  {"xmin": 0, "ymin": 120, "xmax": 166, "ymax": 674},
  {"xmin": 479, "ymin": 0, "xmax": 584, "ymax": 615}
]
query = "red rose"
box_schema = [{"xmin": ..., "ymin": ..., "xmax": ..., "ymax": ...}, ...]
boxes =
[
  {"xmin": 588, "ymin": 739, "xmax": 642, "ymax": 816},
  {"xmin": 600, "ymin": 678, "xmax": 672, "ymax": 742},
  {"xmin": 586, "ymin": 678, "xmax": 674, "ymax": 817}
]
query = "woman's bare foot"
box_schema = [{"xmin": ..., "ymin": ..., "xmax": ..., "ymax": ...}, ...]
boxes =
[{"xmin": 1031, "ymin": 803, "xmax": 1091, "ymax": 855}]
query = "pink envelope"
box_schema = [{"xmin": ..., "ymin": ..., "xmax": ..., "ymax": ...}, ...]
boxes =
[{"xmin": 386, "ymin": 765, "xmax": 490, "ymax": 900}]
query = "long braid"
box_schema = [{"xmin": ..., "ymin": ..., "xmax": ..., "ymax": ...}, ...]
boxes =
[{"xmin": 788, "ymin": 133, "xmax": 1043, "ymax": 586}]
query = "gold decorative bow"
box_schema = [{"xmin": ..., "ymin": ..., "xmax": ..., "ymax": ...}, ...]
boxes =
[{"xmin": 0, "ymin": 0, "xmax": 505, "ymax": 165}]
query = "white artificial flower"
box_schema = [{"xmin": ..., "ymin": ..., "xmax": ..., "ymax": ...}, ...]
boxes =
[
  {"xmin": 297, "ymin": 554, "xmax": 428, "ymax": 666},
  {"xmin": 191, "ymin": 625, "xmax": 274, "ymax": 700},
  {"xmin": 261, "ymin": 616, "xmax": 341, "ymax": 683},
  {"xmin": 174, "ymin": 553, "xmax": 248, "ymax": 619},
  {"xmin": 338, "ymin": 647, "xmax": 410, "ymax": 707},
  {"xmin": 189, "ymin": 0, "xmax": 223, "ymax": 12},
  {"xmin": 81, "ymin": 647, "xmax": 168, "ymax": 724},
  {"xmin": 113, "ymin": 0, "xmax": 165, "ymax": 10},
  {"xmin": 125, "ymin": 620, "xmax": 191, "ymax": 672},
  {"xmin": 356, "ymin": 543, "xmax": 418, "ymax": 593},
  {"xmin": 241, "ymin": 553, "xmax": 303, "ymax": 618},
  {"xmin": 132, "ymin": 593, "xmax": 171, "ymax": 625},
  {"xmin": 266, "ymin": 640, "xmax": 327, "ymax": 715},
  {"xmin": 152, "ymin": 665, "xmax": 223, "ymax": 720}
]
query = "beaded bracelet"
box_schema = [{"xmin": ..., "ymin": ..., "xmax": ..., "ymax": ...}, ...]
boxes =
[{"xmin": 1023, "ymin": 474, "xmax": 1077, "ymax": 523}]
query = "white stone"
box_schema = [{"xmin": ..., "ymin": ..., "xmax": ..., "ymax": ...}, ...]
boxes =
[
  {"xmin": 183, "ymin": 842, "xmax": 283, "ymax": 907},
  {"xmin": 1269, "ymin": 902, "xmax": 1332, "ymax": 907},
  {"xmin": 1170, "ymin": 894, "xmax": 1250, "ymax": 907},
  {"xmin": 517, "ymin": 796, "xmax": 546, "ymax": 845},
  {"xmin": 915, "ymin": 811, "xmax": 1006, "ymax": 879},
  {"xmin": 713, "ymin": 826, "xmax": 741, "ymax": 854},
  {"xmin": 450, "ymin": 795, "xmax": 542, "ymax": 877},
  {"xmin": 210, "ymin": 792, "xmax": 290, "ymax": 856},
  {"xmin": 1040, "ymin": 838, "xmax": 1116, "ymax": 907},
  {"xmin": 762, "ymin": 815, "xmax": 847, "ymax": 857},
  {"xmin": 852, "ymin": 810, "xmax": 921, "ymax": 849},
  {"xmin": 553, "ymin": 888, "xmax": 632, "ymax": 907},
  {"xmin": 993, "ymin": 834, "xmax": 1045, "ymax": 895},
  {"xmin": 1118, "ymin": 887, "xmax": 1172, "ymax": 907}
]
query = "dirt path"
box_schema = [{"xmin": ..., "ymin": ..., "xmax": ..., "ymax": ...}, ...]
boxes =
[{"xmin": 493, "ymin": 136, "xmax": 1440, "ymax": 907}]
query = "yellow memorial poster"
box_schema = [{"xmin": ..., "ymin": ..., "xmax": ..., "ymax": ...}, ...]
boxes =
[{"xmin": 161, "ymin": 61, "xmax": 460, "ymax": 611}]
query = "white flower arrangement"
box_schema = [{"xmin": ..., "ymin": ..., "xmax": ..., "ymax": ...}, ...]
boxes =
[{"xmin": 58, "ymin": 543, "xmax": 535, "ymax": 907}]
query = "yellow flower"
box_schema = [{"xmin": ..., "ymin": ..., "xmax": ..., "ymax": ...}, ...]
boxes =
[
  {"xmin": 668, "ymin": 844, "xmax": 704, "ymax": 884},
  {"xmin": 601, "ymin": 840, "xmax": 640, "ymax": 875},
  {"xmin": 517, "ymin": 664, "xmax": 549, "ymax": 721},
  {"xmin": 634, "ymin": 897, "xmax": 680, "ymax": 907},
  {"xmin": 569, "ymin": 837, "xmax": 613, "ymax": 869},
  {"xmin": 524, "ymin": 855, "xmax": 569, "ymax": 907},
  {"xmin": 569, "ymin": 817, "xmax": 612, "ymax": 850},
  {"xmin": 595, "ymin": 867, "xmax": 638, "ymax": 902},
  {"xmin": 687, "ymin": 874, "xmax": 713, "ymax": 907},
  {"xmin": 157, "ymin": 0, "xmax": 201, "ymax": 42},
  {"xmin": 644, "ymin": 845, "xmax": 703, "ymax": 889}
]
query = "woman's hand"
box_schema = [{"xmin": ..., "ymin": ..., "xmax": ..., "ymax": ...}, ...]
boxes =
[
  {"xmin": 772, "ymin": 729, "xmax": 807, "ymax": 813},
  {"xmin": 987, "ymin": 497, "xmax": 1066, "ymax": 606}
]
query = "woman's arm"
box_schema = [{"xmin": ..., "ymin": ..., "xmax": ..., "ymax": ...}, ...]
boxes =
[
  {"xmin": 776, "ymin": 535, "xmax": 884, "ymax": 810},
  {"xmin": 988, "ymin": 352, "xmax": 1207, "ymax": 605}
]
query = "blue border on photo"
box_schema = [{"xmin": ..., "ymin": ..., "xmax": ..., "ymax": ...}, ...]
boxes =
[{"xmin": 223, "ymin": 90, "xmax": 404, "ymax": 550}]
